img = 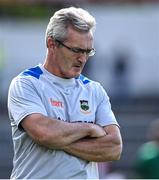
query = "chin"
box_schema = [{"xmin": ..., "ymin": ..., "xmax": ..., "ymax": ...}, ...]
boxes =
[
  {"xmin": 64, "ymin": 69, "xmax": 81, "ymax": 79},
  {"xmin": 70, "ymin": 74, "xmax": 79, "ymax": 79},
  {"xmin": 74, "ymin": 71, "xmax": 81, "ymax": 77},
  {"xmin": 64, "ymin": 74, "xmax": 78, "ymax": 79}
]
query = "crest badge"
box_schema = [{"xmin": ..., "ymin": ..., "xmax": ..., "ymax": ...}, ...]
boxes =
[{"xmin": 80, "ymin": 100, "xmax": 91, "ymax": 114}]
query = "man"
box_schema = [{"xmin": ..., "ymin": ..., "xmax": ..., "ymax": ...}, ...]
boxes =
[{"xmin": 8, "ymin": 7, "xmax": 122, "ymax": 179}]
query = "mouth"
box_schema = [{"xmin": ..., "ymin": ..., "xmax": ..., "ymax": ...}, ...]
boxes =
[
  {"xmin": 73, "ymin": 62, "xmax": 82, "ymax": 68},
  {"xmin": 74, "ymin": 65, "xmax": 81, "ymax": 69},
  {"xmin": 75, "ymin": 64, "xmax": 81, "ymax": 68},
  {"xmin": 72, "ymin": 64, "xmax": 83, "ymax": 72}
]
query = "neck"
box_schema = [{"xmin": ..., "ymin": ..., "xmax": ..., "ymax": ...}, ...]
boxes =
[{"xmin": 43, "ymin": 52, "xmax": 58, "ymax": 76}]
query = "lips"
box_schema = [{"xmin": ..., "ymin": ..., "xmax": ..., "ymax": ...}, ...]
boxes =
[
  {"xmin": 73, "ymin": 64, "xmax": 82, "ymax": 72},
  {"xmin": 73, "ymin": 62, "xmax": 83, "ymax": 68},
  {"xmin": 74, "ymin": 64, "xmax": 81, "ymax": 68},
  {"xmin": 72, "ymin": 61, "xmax": 85, "ymax": 72}
]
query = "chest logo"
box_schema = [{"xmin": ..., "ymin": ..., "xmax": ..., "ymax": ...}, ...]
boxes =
[
  {"xmin": 50, "ymin": 98, "xmax": 63, "ymax": 108},
  {"xmin": 80, "ymin": 100, "xmax": 91, "ymax": 114}
]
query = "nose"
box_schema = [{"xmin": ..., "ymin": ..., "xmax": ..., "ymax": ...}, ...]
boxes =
[{"xmin": 77, "ymin": 53, "xmax": 88, "ymax": 63}]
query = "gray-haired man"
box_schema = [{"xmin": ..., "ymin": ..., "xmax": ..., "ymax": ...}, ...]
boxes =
[{"xmin": 8, "ymin": 7, "xmax": 122, "ymax": 179}]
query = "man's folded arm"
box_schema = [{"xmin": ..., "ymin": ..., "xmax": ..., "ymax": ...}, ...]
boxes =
[
  {"xmin": 21, "ymin": 113, "xmax": 106, "ymax": 149},
  {"xmin": 62, "ymin": 125, "xmax": 123, "ymax": 162}
]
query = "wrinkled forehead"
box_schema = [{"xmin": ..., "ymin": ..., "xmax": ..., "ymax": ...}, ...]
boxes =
[{"xmin": 65, "ymin": 26, "xmax": 94, "ymax": 48}]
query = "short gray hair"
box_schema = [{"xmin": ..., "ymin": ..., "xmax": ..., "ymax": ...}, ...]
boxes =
[{"xmin": 45, "ymin": 7, "xmax": 96, "ymax": 44}]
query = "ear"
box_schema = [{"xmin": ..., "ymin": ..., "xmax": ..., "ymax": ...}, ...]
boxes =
[{"xmin": 47, "ymin": 37, "xmax": 56, "ymax": 49}]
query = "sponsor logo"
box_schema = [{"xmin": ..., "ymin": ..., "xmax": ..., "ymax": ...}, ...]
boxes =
[
  {"xmin": 80, "ymin": 100, "xmax": 91, "ymax": 114},
  {"xmin": 50, "ymin": 98, "xmax": 63, "ymax": 108}
]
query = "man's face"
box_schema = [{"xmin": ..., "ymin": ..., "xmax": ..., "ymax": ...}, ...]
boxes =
[{"xmin": 52, "ymin": 27, "xmax": 94, "ymax": 79}]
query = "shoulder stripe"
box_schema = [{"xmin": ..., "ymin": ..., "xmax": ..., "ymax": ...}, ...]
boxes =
[
  {"xmin": 76, "ymin": 74, "xmax": 91, "ymax": 85},
  {"xmin": 21, "ymin": 66, "xmax": 43, "ymax": 79}
]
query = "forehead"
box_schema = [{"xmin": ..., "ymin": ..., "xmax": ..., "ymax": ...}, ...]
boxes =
[{"xmin": 66, "ymin": 26, "xmax": 94, "ymax": 47}]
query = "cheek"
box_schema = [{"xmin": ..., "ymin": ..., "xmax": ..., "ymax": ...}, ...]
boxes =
[
  {"xmin": 62, "ymin": 54, "xmax": 74, "ymax": 67},
  {"xmin": 57, "ymin": 52, "xmax": 70, "ymax": 66},
  {"xmin": 57, "ymin": 50, "xmax": 75, "ymax": 70}
]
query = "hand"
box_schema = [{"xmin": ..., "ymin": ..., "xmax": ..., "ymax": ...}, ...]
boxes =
[{"xmin": 89, "ymin": 124, "xmax": 106, "ymax": 138}]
